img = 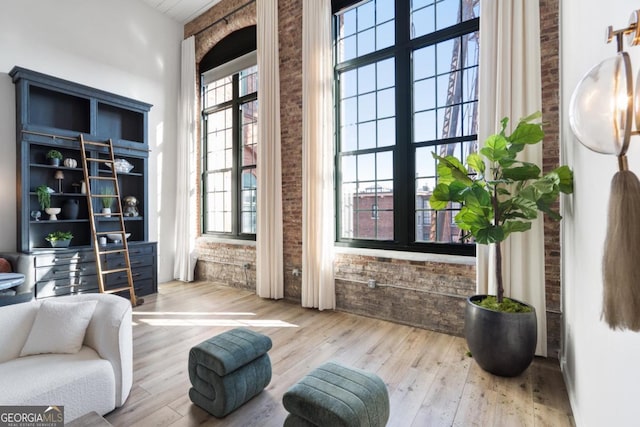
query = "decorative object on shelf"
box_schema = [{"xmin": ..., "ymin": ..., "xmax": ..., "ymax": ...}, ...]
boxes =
[
  {"xmin": 99, "ymin": 236, "xmax": 107, "ymax": 246},
  {"xmin": 100, "ymin": 188, "xmax": 114, "ymax": 217},
  {"xmin": 62, "ymin": 199, "xmax": 79, "ymax": 220},
  {"xmin": 54, "ymin": 170, "xmax": 64, "ymax": 193},
  {"xmin": 80, "ymin": 181, "xmax": 87, "ymax": 195},
  {"xmin": 430, "ymin": 112, "xmax": 573, "ymax": 377},
  {"xmin": 30, "ymin": 211, "xmax": 41, "ymax": 221},
  {"xmin": 122, "ymin": 196, "xmax": 139, "ymax": 217},
  {"xmin": 46, "ymin": 149, "xmax": 63, "ymax": 166},
  {"xmin": 45, "ymin": 207, "xmax": 61, "ymax": 220},
  {"xmin": 63, "ymin": 158, "xmax": 77, "ymax": 168},
  {"xmin": 35, "ymin": 185, "xmax": 53, "ymax": 210},
  {"xmin": 106, "ymin": 158, "xmax": 134, "ymax": 173},
  {"xmin": 569, "ymin": 9, "xmax": 640, "ymax": 331},
  {"xmin": 106, "ymin": 233, "xmax": 131, "ymax": 244},
  {"xmin": 45, "ymin": 230, "xmax": 73, "ymax": 248}
]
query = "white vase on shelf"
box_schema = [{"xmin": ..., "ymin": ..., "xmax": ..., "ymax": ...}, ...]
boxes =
[{"xmin": 45, "ymin": 207, "xmax": 61, "ymax": 220}]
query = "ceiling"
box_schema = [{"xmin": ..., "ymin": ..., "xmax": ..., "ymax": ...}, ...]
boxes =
[{"xmin": 139, "ymin": 0, "xmax": 223, "ymax": 24}]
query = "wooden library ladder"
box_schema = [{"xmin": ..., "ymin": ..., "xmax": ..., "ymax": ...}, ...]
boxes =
[{"xmin": 78, "ymin": 135, "xmax": 141, "ymax": 306}]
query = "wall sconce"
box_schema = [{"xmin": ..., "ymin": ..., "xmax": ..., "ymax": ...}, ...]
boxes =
[
  {"xmin": 569, "ymin": 10, "xmax": 640, "ymax": 165},
  {"xmin": 54, "ymin": 170, "xmax": 64, "ymax": 193},
  {"xmin": 569, "ymin": 10, "xmax": 640, "ymax": 332}
]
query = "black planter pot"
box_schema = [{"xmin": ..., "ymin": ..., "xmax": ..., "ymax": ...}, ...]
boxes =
[{"xmin": 464, "ymin": 295, "xmax": 537, "ymax": 377}]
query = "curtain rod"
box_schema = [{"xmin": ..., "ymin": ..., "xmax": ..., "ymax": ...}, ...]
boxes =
[{"xmin": 193, "ymin": 0, "xmax": 256, "ymax": 37}]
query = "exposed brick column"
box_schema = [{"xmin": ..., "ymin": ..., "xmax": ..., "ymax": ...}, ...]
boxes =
[{"xmin": 539, "ymin": 0, "xmax": 562, "ymax": 357}]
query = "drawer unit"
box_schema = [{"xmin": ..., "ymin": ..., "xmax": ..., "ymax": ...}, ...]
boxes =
[
  {"xmin": 103, "ymin": 242, "xmax": 157, "ymax": 296},
  {"xmin": 33, "ymin": 247, "xmax": 98, "ymax": 298},
  {"xmin": 36, "ymin": 277, "xmax": 99, "ymax": 298},
  {"xmin": 32, "ymin": 242, "xmax": 157, "ymax": 299}
]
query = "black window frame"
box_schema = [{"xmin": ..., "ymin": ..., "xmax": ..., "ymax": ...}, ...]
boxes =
[
  {"xmin": 201, "ymin": 68, "xmax": 258, "ymax": 240},
  {"xmin": 333, "ymin": 0, "xmax": 478, "ymax": 256}
]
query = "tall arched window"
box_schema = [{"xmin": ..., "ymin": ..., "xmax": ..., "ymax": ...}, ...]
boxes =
[{"xmin": 201, "ymin": 26, "xmax": 258, "ymax": 238}]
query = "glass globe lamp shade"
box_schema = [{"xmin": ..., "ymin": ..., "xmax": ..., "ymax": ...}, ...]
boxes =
[{"xmin": 569, "ymin": 52, "xmax": 633, "ymax": 156}]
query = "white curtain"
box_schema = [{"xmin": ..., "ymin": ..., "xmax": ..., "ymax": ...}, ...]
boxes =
[
  {"xmin": 477, "ymin": 0, "xmax": 547, "ymax": 356},
  {"xmin": 301, "ymin": 0, "xmax": 335, "ymax": 310},
  {"xmin": 173, "ymin": 36, "xmax": 198, "ymax": 282},
  {"xmin": 256, "ymin": 0, "xmax": 284, "ymax": 299}
]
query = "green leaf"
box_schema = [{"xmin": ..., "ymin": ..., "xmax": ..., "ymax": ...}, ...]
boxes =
[
  {"xmin": 508, "ymin": 122, "xmax": 545, "ymax": 144},
  {"xmin": 551, "ymin": 165, "xmax": 574, "ymax": 194},
  {"xmin": 476, "ymin": 226, "xmax": 505, "ymax": 244},
  {"xmin": 503, "ymin": 220, "xmax": 532, "ymax": 235},
  {"xmin": 502, "ymin": 164, "xmax": 541, "ymax": 181},
  {"xmin": 511, "ymin": 196, "xmax": 539, "ymax": 219},
  {"xmin": 463, "ymin": 185, "xmax": 493, "ymax": 213},
  {"xmin": 519, "ymin": 111, "xmax": 542, "ymax": 123},
  {"xmin": 466, "ymin": 153, "xmax": 485, "ymax": 174},
  {"xmin": 449, "ymin": 180, "xmax": 471, "ymax": 202},
  {"xmin": 433, "ymin": 154, "xmax": 472, "ymax": 186},
  {"xmin": 531, "ymin": 176, "xmax": 557, "ymax": 195},
  {"xmin": 507, "ymin": 143, "xmax": 525, "ymax": 158},
  {"xmin": 497, "ymin": 187, "xmax": 511, "ymax": 196},
  {"xmin": 456, "ymin": 207, "xmax": 491, "ymax": 230},
  {"xmin": 429, "ymin": 183, "xmax": 452, "ymax": 210},
  {"xmin": 480, "ymin": 135, "xmax": 509, "ymax": 162},
  {"xmin": 499, "ymin": 117, "xmax": 509, "ymax": 135}
]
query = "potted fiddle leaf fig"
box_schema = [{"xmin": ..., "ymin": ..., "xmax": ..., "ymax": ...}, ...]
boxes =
[{"xmin": 429, "ymin": 112, "xmax": 573, "ymax": 377}]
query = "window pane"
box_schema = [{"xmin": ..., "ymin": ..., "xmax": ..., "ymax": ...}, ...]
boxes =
[
  {"xmin": 341, "ymin": 124, "xmax": 358, "ymax": 152},
  {"xmin": 436, "ymin": 0, "xmax": 460, "ymax": 31},
  {"xmin": 358, "ymin": 122, "xmax": 376, "ymax": 150},
  {"xmin": 358, "ymin": 64, "xmax": 376, "ymax": 94},
  {"xmin": 241, "ymin": 100, "xmax": 258, "ymax": 167},
  {"xmin": 342, "ymin": 69, "xmax": 358, "ymax": 98},
  {"xmin": 376, "ymin": 21, "xmax": 394, "ymax": 50},
  {"xmin": 358, "ymin": 93, "xmax": 376, "ymax": 122},
  {"xmin": 377, "ymin": 118, "xmax": 395, "ymax": 147},
  {"xmin": 357, "ymin": 1, "xmax": 375, "ymax": 31},
  {"xmin": 411, "ymin": 5, "xmax": 434, "ymax": 39},
  {"xmin": 377, "ymin": 88, "xmax": 395, "ymax": 119},
  {"xmin": 357, "ymin": 28, "xmax": 376, "ymax": 57},
  {"xmin": 413, "ymin": 45, "xmax": 435, "ymax": 80},
  {"xmin": 376, "ymin": 0, "xmax": 394, "ymax": 24},
  {"xmin": 376, "ymin": 58, "xmax": 394, "ymax": 89},
  {"xmin": 239, "ymin": 65, "xmax": 258, "ymax": 96}
]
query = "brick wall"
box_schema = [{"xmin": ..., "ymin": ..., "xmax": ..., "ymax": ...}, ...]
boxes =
[
  {"xmin": 185, "ymin": 0, "xmax": 563, "ymax": 355},
  {"xmin": 539, "ymin": 0, "xmax": 561, "ymax": 357}
]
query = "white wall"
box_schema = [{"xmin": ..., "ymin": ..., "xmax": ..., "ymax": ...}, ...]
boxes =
[
  {"xmin": 0, "ymin": 0, "xmax": 183, "ymax": 282},
  {"xmin": 561, "ymin": 1, "xmax": 640, "ymax": 425}
]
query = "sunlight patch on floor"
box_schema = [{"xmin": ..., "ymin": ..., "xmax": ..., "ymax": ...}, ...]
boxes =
[
  {"xmin": 132, "ymin": 310, "xmax": 299, "ymax": 328},
  {"xmin": 133, "ymin": 311, "xmax": 257, "ymax": 316}
]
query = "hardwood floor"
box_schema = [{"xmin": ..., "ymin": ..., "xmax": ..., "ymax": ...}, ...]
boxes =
[{"xmin": 105, "ymin": 281, "xmax": 574, "ymax": 427}]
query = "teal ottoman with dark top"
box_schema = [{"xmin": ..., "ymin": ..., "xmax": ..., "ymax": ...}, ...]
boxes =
[
  {"xmin": 283, "ymin": 361, "xmax": 390, "ymax": 427},
  {"xmin": 188, "ymin": 328, "xmax": 272, "ymax": 417}
]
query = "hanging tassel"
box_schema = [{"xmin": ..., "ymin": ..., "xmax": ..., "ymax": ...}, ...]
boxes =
[{"xmin": 602, "ymin": 168, "xmax": 640, "ymax": 331}]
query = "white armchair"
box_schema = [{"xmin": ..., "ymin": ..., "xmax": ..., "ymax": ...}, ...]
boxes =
[{"xmin": 0, "ymin": 293, "xmax": 132, "ymax": 422}]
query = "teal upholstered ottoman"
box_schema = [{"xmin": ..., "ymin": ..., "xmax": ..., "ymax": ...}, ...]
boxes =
[
  {"xmin": 188, "ymin": 328, "xmax": 272, "ymax": 417},
  {"xmin": 282, "ymin": 361, "xmax": 390, "ymax": 427}
]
